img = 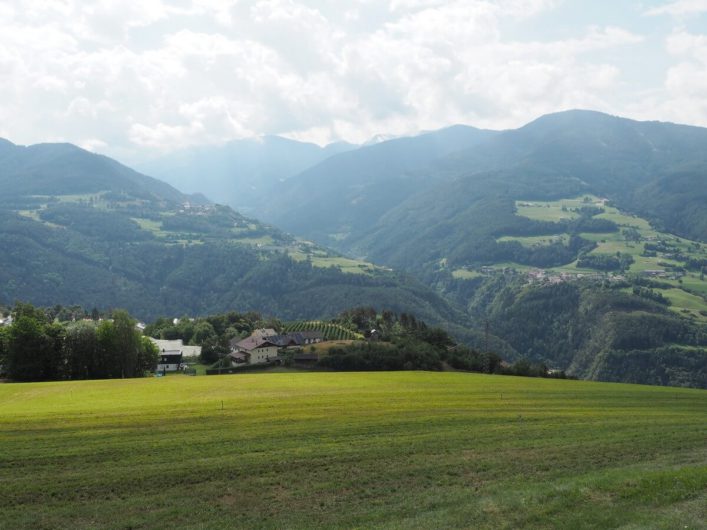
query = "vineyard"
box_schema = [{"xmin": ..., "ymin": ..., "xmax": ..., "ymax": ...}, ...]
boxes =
[{"xmin": 283, "ymin": 321, "xmax": 363, "ymax": 340}]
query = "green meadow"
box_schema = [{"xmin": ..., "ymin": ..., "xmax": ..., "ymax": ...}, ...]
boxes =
[
  {"xmin": 490, "ymin": 196, "xmax": 707, "ymax": 320},
  {"xmin": 1, "ymin": 372, "xmax": 706, "ymax": 529}
]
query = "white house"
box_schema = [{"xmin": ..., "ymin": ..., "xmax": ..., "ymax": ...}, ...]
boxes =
[{"xmin": 157, "ymin": 350, "xmax": 183, "ymax": 373}]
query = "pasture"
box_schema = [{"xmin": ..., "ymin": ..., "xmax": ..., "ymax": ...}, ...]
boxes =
[
  {"xmin": 500, "ymin": 196, "xmax": 707, "ymax": 320},
  {"xmin": 1, "ymin": 372, "xmax": 705, "ymax": 529}
]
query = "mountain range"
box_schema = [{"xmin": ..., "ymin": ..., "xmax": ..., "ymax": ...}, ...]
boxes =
[
  {"xmin": 0, "ymin": 137, "xmax": 462, "ymax": 328},
  {"xmin": 136, "ymin": 136, "xmax": 356, "ymax": 217},
  {"xmin": 1, "ymin": 109, "xmax": 706, "ymax": 387}
]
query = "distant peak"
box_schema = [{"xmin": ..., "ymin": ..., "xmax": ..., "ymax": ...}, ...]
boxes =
[
  {"xmin": 363, "ymin": 133, "xmax": 399, "ymax": 146},
  {"xmin": 519, "ymin": 109, "xmax": 627, "ymax": 132}
]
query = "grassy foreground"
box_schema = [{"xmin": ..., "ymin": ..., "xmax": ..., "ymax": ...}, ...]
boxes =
[{"xmin": 1, "ymin": 372, "xmax": 706, "ymax": 529}]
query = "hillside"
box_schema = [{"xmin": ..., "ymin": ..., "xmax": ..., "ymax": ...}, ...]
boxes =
[
  {"xmin": 245, "ymin": 111, "xmax": 707, "ymax": 386},
  {"xmin": 136, "ymin": 135, "xmax": 357, "ymax": 216},
  {"xmin": 432, "ymin": 196, "xmax": 707, "ymax": 387},
  {"xmin": 1, "ymin": 373, "xmax": 705, "ymax": 529},
  {"xmin": 0, "ymin": 140, "xmax": 190, "ymax": 204},
  {"xmin": 351, "ymin": 111, "xmax": 707, "ymax": 270},
  {"xmin": 261, "ymin": 125, "xmax": 498, "ymax": 245},
  {"xmin": 0, "ymin": 139, "xmax": 463, "ymax": 325}
]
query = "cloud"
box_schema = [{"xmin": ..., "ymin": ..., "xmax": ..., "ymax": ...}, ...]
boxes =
[
  {"xmin": 645, "ymin": 0, "xmax": 707, "ymax": 16},
  {"xmin": 0, "ymin": 0, "xmax": 688, "ymax": 162}
]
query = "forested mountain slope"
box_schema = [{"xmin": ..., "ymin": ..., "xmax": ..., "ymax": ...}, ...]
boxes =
[
  {"xmin": 0, "ymin": 139, "xmax": 463, "ymax": 325},
  {"xmin": 347, "ymin": 111, "xmax": 707, "ymax": 271}
]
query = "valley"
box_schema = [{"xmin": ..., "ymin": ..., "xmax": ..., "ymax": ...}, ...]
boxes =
[{"xmin": 1, "ymin": 110, "xmax": 706, "ymax": 388}]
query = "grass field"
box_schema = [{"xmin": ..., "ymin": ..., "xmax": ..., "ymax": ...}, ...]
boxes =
[
  {"xmin": 1, "ymin": 372, "xmax": 705, "ymax": 529},
  {"xmin": 289, "ymin": 251, "xmax": 380, "ymax": 275},
  {"xmin": 451, "ymin": 268, "xmax": 483, "ymax": 280}
]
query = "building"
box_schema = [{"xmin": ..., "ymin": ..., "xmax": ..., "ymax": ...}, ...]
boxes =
[
  {"xmin": 227, "ymin": 329, "xmax": 326, "ymax": 366},
  {"xmin": 157, "ymin": 350, "xmax": 183, "ymax": 372},
  {"xmin": 250, "ymin": 328, "xmax": 278, "ymax": 340},
  {"xmin": 150, "ymin": 338, "xmax": 202, "ymax": 358}
]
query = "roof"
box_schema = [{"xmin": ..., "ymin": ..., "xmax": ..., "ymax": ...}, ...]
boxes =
[
  {"xmin": 267, "ymin": 334, "xmax": 299, "ymax": 347},
  {"xmin": 233, "ymin": 336, "xmax": 279, "ymax": 352},
  {"xmin": 251, "ymin": 328, "xmax": 277, "ymax": 340},
  {"xmin": 150, "ymin": 338, "xmax": 201, "ymax": 357},
  {"xmin": 159, "ymin": 350, "xmax": 183, "ymax": 358},
  {"xmin": 152, "ymin": 339, "xmax": 185, "ymax": 351}
]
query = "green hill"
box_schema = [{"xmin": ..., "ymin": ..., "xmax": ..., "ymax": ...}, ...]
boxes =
[
  {"xmin": 1, "ymin": 372, "xmax": 705, "ymax": 529},
  {"xmin": 0, "ymin": 139, "xmax": 464, "ymax": 325}
]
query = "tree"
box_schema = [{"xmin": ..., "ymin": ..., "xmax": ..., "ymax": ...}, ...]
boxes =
[
  {"xmin": 191, "ymin": 321, "xmax": 216, "ymax": 345},
  {"xmin": 0, "ymin": 326, "xmax": 8, "ymax": 373},
  {"xmin": 112, "ymin": 310, "xmax": 141, "ymax": 378},
  {"xmin": 7, "ymin": 315, "xmax": 62, "ymax": 381},
  {"xmin": 138, "ymin": 336, "xmax": 159, "ymax": 375},
  {"xmin": 96, "ymin": 319, "xmax": 120, "ymax": 379},
  {"xmin": 64, "ymin": 321, "xmax": 99, "ymax": 379}
]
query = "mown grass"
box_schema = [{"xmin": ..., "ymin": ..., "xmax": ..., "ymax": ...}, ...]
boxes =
[{"xmin": 0, "ymin": 372, "xmax": 705, "ymax": 529}]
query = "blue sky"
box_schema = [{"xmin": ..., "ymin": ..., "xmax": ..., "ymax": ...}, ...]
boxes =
[{"xmin": 0, "ymin": 0, "xmax": 706, "ymax": 163}]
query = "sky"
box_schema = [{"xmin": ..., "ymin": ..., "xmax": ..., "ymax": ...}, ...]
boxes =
[{"xmin": 1, "ymin": 0, "xmax": 707, "ymax": 163}]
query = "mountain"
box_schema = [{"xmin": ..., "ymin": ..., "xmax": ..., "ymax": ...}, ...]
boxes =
[
  {"xmin": 0, "ymin": 140, "xmax": 189, "ymax": 204},
  {"xmin": 325, "ymin": 110, "xmax": 707, "ymax": 271},
  {"xmin": 0, "ymin": 138, "xmax": 464, "ymax": 326},
  {"xmin": 254, "ymin": 111, "xmax": 707, "ymax": 387},
  {"xmin": 136, "ymin": 136, "xmax": 357, "ymax": 216},
  {"xmin": 262, "ymin": 124, "xmax": 499, "ymax": 246}
]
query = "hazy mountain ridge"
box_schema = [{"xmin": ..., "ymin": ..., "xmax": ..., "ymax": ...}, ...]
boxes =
[
  {"xmin": 136, "ymin": 135, "xmax": 358, "ymax": 216},
  {"xmin": 0, "ymin": 139, "xmax": 189, "ymax": 205},
  {"xmin": 252, "ymin": 111, "xmax": 706, "ymax": 261},
  {"xmin": 262, "ymin": 124, "xmax": 499, "ymax": 245},
  {"xmin": 1, "ymin": 111, "xmax": 705, "ymax": 387}
]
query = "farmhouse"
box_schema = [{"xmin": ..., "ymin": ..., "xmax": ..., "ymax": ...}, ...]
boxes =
[
  {"xmin": 230, "ymin": 335, "xmax": 279, "ymax": 365},
  {"xmin": 157, "ymin": 350, "xmax": 183, "ymax": 372},
  {"xmin": 227, "ymin": 329, "xmax": 326, "ymax": 367}
]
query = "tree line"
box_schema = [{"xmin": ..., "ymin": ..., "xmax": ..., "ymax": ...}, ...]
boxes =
[{"xmin": 0, "ymin": 303, "xmax": 158, "ymax": 382}]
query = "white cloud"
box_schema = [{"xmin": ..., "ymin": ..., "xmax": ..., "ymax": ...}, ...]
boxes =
[
  {"xmin": 645, "ymin": 0, "xmax": 707, "ymax": 16},
  {"xmin": 0, "ymin": 0, "xmax": 694, "ymax": 161}
]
